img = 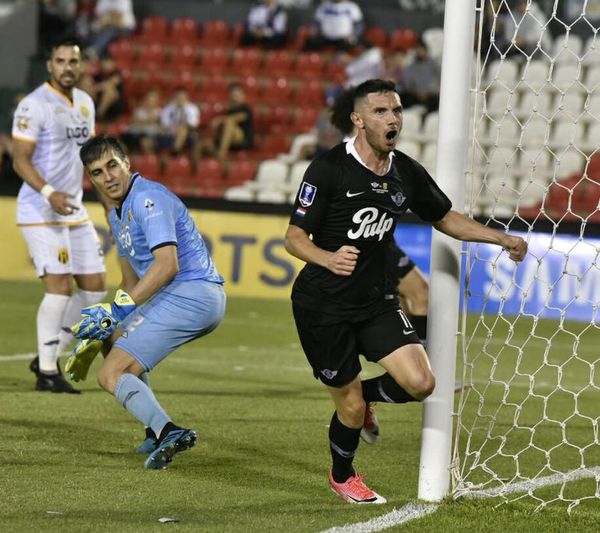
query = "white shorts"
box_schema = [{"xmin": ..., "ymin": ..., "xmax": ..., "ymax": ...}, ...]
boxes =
[{"xmin": 20, "ymin": 223, "xmax": 106, "ymax": 277}]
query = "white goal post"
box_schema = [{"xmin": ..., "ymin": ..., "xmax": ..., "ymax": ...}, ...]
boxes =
[{"xmin": 419, "ymin": 0, "xmax": 600, "ymax": 510}]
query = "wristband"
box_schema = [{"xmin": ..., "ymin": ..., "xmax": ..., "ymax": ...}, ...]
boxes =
[{"xmin": 40, "ymin": 184, "xmax": 56, "ymax": 200}]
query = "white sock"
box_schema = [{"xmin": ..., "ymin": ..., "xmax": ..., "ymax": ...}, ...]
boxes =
[
  {"xmin": 37, "ymin": 293, "xmax": 70, "ymax": 373},
  {"xmin": 57, "ymin": 290, "xmax": 107, "ymax": 353}
]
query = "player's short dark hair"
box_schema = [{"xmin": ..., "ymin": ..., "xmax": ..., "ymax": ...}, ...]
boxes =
[
  {"xmin": 353, "ymin": 79, "xmax": 399, "ymax": 109},
  {"xmin": 48, "ymin": 37, "xmax": 82, "ymax": 59},
  {"xmin": 330, "ymin": 87, "xmax": 356, "ymax": 136},
  {"xmin": 80, "ymin": 135, "xmax": 128, "ymax": 168}
]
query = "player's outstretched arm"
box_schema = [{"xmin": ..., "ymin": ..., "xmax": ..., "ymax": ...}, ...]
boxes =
[
  {"xmin": 433, "ymin": 209, "xmax": 527, "ymax": 262},
  {"xmin": 285, "ymin": 224, "xmax": 359, "ymax": 276}
]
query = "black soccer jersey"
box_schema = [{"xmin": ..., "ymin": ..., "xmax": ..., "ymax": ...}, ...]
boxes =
[{"xmin": 289, "ymin": 142, "xmax": 451, "ymax": 318}]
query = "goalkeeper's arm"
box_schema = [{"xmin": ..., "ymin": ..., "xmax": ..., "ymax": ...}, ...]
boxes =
[{"xmin": 121, "ymin": 244, "xmax": 179, "ymax": 306}]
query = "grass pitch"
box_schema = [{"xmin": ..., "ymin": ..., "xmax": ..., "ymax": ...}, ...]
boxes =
[{"xmin": 1, "ymin": 281, "xmax": 599, "ymax": 532}]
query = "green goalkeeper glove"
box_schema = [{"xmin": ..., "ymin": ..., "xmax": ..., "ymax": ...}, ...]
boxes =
[{"xmin": 65, "ymin": 338, "xmax": 103, "ymax": 382}]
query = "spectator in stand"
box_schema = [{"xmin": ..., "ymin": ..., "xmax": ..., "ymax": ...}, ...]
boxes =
[
  {"xmin": 84, "ymin": 55, "xmax": 124, "ymax": 122},
  {"xmin": 201, "ymin": 83, "xmax": 254, "ymax": 161},
  {"xmin": 240, "ymin": 0, "xmax": 288, "ymax": 49},
  {"xmin": 339, "ymin": 40, "xmax": 385, "ymax": 88},
  {"xmin": 123, "ymin": 89, "xmax": 162, "ymax": 153},
  {"xmin": 73, "ymin": 0, "xmax": 96, "ymax": 42},
  {"xmin": 400, "ymin": 39, "xmax": 441, "ymax": 114},
  {"xmin": 384, "ymin": 50, "xmax": 408, "ymax": 91},
  {"xmin": 304, "ymin": 0, "xmax": 364, "ymax": 51},
  {"xmin": 38, "ymin": 0, "xmax": 77, "ymax": 52},
  {"xmin": 496, "ymin": 0, "xmax": 551, "ymax": 58},
  {"xmin": 84, "ymin": 0, "xmax": 136, "ymax": 59},
  {"xmin": 159, "ymin": 88, "xmax": 200, "ymax": 155},
  {"xmin": 310, "ymin": 104, "xmax": 344, "ymax": 160}
]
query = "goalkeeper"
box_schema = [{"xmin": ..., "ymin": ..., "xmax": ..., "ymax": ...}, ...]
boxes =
[{"xmin": 69, "ymin": 135, "xmax": 226, "ymax": 470}]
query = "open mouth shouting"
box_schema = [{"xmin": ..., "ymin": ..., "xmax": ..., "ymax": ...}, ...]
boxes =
[{"xmin": 385, "ymin": 129, "xmax": 398, "ymax": 147}]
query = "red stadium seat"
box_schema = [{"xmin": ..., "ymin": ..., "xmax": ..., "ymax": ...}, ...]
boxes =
[
  {"xmin": 261, "ymin": 78, "xmax": 293, "ymax": 105},
  {"xmin": 141, "ymin": 16, "xmax": 169, "ymax": 41},
  {"xmin": 325, "ymin": 62, "xmax": 347, "ymax": 84},
  {"xmin": 138, "ymin": 42, "xmax": 166, "ymax": 65},
  {"xmin": 364, "ymin": 26, "xmax": 388, "ymax": 49},
  {"xmin": 262, "ymin": 50, "xmax": 294, "ymax": 77},
  {"xmin": 171, "ymin": 44, "xmax": 199, "ymax": 69},
  {"xmin": 199, "ymin": 76, "xmax": 229, "ymax": 101},
  {"xmin": 226, "ymin": 160, "xmax": 257, "ymax": 186},
  {"xmin": 122, "ymin": 69, "xmax": 149, "ymax": 99},
  {"xmin": 144, "ymin": 69, "xmax": 170, "ymax": 93},
  {"xmin": 195, "ymin": 158, "xmax": 225, "ymax": 186},
  {"xmin": 200, "ymin": 20, "xmax": 230, "ymax": 46},
  {"xmin": 228, "ymin": 48, "xmax": 263, "ymax": 77},
  {"xmin": 295, "ymin": 53, "xmax": 324, "ymax": 79},
  {"xmin": 199, "ymin": 101, "xmax": 226, "ymax": 127},
  {"xmin": 241, "ymin": 76, "xmax": 260, "ymax": 103},
  {"xmin": 389, "ymin": 28, "xmax": 419, "ymax": 51},
  {"xmin": 163, "ymin": 156, "xmax": 192, "ymax": 185},
  {"xmin": 230, "ymin": 22, "xmax": 244, "ymax": 47},
  {"xmin": 200, "ymin": 47, "xmax": 230, "ymax": 75},
  {"xmin": 166, "ymin": 70, "xmax": 198, "ymax": 94},
  {"xmin": 108, "ymin": 39, "xmax": 136, "ymax": 65},
  {"xmin": 292, "ymin": 24, "xmax": 312, "ymax": 50},
  {"xmin": 293, "ymin": 80, "xmax": 324, "ymax": 107},
  {"xmin": 290, "ymin": 106, "xmax": 320, "ymax": 133},
  {"xmin": 587, "ymin": 152, "xmax": 600, "ymax": 179},
  {"xmin": 171, "ymin": 17, "xmax": 199, "ymax": 43},
  {"xmin": 257, "ymin": 134, "xmax": 290, "ymax": 158},
  {"xmin": 132, "ymin": 154, "xmax": 161, "ymax": 180}
]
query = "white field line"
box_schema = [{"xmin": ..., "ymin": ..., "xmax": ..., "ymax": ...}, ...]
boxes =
[
  {"xmin": 0, "ymin": 352, "xmax": 35, "ymax": 361},
  {"xmin": 318, "ymin": 503, "xmax": 439, "ymax": 533},
  {"xmin": 459, "ymin": 466, "xmax": 600, "ymax": 499},
  {"xmin": 318, "ymin": 466, "xmax": 600, "ymax": 533}
]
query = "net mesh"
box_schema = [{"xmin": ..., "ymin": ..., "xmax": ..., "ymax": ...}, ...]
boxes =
[{"xmin": 452, "ymin": 0, "xmax": 600, "ymax": 511}]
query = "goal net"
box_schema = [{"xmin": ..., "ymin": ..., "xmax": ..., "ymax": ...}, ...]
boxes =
[{"xmin": 452, "ymin": 0, "xmax": 600, "ymax": 511}]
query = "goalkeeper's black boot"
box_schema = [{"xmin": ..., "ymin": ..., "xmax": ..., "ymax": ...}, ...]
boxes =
[
  {"xmin": 29, "ymin": 356, "xmax": 40, "ymax": 377},
  {"xmin": 35, "ymin": 371, "xmax": 81, "ymax": 394}
]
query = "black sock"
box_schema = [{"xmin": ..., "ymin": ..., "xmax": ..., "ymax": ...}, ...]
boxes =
[
  {"xmin": 411, "ymin": 315, "xmax": 427, "ymax": 344},
  {"xmin": 361, "ymin": 373, "xmax": 417, "ymax": 404},
  {"xmin": 158, "ymin": 421, "xmax": 180, "ymax": 442},
  {"xmin": 329, "ymin": 412, "xmax": 361, "ymax": 483},
  {"xmin": 144, "ymin": 427, "xmax": 157, "ymax": 441}
]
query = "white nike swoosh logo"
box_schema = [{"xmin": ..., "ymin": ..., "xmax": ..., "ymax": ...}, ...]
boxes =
[
  {"xmin": 346, "ymin": 191, "xmax": 365, "ymax": 197},
  {"xmin": 403, "ymin": 329, "xmax": 415, "ymax": 335}
]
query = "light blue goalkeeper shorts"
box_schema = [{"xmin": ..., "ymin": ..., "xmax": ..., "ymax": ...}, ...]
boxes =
[{"xmin": 114, "ymin": 279, "xmax": 226, "ymax": 371}]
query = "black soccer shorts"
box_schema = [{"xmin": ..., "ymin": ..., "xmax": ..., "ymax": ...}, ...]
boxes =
[{"xmin": 292, "ymin": 304, "xmax": 421, "ymax": 387}]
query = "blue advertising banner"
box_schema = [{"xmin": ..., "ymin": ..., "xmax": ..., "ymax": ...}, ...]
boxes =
[{"xmin": 394, "ymin": 223, "xmax": 600, "ymax": 323}]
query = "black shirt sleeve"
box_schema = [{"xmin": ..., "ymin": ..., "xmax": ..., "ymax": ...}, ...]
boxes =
[
  {"xmin": 403, "ymin": 156, "xmax": 452, "ymax": 222},
  {"xmin": 289, "ymin": 155, "xmax": 337, "ymax": 234}
]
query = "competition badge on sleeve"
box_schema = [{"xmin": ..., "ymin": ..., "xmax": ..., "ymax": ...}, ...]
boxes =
[{"xmin": 299, "ymin": 182, "xmax": 317, "ymax": 207}]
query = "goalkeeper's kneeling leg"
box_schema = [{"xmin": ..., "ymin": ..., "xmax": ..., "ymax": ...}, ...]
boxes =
[{"xmin": 65, "ymin": 339, "xmax": 103, "ymax": 382}]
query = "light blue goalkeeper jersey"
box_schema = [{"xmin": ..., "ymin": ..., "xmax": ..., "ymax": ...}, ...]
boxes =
[{"xmin": 109, "ymin": 174, "xmax": 224, "ymax": 284}]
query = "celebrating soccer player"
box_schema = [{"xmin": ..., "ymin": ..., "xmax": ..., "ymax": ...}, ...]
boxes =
[
  {"xmin": 70, "ymin": 135, "xmax": 226, "ymax": 469},
  {"xmin": 285, "ymin": 79, "xmax": 527, "ymax": 504}
]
